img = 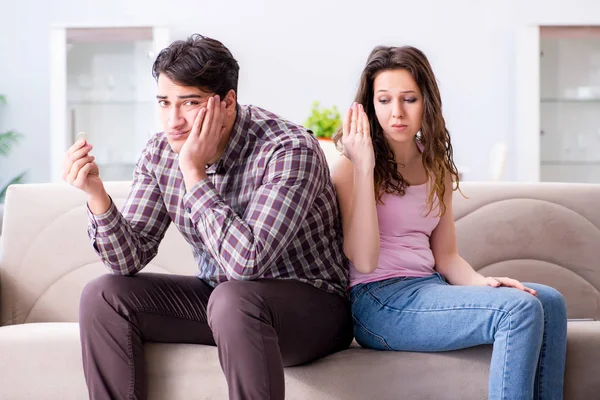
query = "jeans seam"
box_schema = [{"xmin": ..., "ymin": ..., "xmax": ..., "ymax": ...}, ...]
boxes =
[
  {"xmin": 537, "ymin": 313, "xmax": 548, "ymax": 399},
  {"xmin": 383, "ymin": 304, "xmax": 514, "ymax": 315},
  {"xmin": 352, "ymin": 315, "xmax": 393, "ymax": 350},
  {"xmin": 501, "ymin": 313, "xmax": 511, "ymax": 400}
]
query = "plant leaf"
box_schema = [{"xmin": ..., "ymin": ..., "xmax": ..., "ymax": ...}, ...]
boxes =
[
  {"xmin": 0, "ymin": 95, "xmax": 6, "ymax": 104},
  {"xmin": 0, "ymin": 170, "xmax": 27, "ymax": 203},
  {"xmin": 0, "ymin": 131, "xmax": 23, "ymax": 157}
]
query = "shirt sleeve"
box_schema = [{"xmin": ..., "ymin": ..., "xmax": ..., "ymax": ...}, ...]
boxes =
[
  {"xmin": 182, "ymin": 144, "xmax": 324, "ymax": 280},
  {"xmin": 87, "ymin": 142, "xmax": 171, "ymax": 275}
]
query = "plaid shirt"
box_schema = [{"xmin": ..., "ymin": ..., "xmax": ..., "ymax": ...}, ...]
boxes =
[{"xmin": 88, "ymin": 104, "xmax": 348, "ymax": 296}]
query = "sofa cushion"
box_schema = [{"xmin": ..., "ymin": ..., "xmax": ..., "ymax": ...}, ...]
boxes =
[{"xmin": 1, "ymin": 321, "xmax": 599, "ymax": 400}]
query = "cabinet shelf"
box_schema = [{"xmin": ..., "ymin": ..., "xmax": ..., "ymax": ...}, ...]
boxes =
[
  {"xmin": 540, "ymin": 98, "xmax": 600, "ymax": 103},
  {"xmin": 541, "ymin": 161, "xmax": 600, "ymax": 166}
]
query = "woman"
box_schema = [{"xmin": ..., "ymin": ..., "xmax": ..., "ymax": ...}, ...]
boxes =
[{"xmin": 332, "ymin": 45, "xmax": 567, "ymax": 400}]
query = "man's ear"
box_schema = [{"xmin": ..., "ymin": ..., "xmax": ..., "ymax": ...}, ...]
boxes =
[{"xmin": 225, "ymin": 89, "xmax": 237, "ymax": 114}]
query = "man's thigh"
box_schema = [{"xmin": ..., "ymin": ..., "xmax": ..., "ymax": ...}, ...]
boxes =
[
  {"xmin": 209, "ymin": 279, "xmax": 353, "ymax": 366},
  {"xmin": 84, "ymin": 273, "xmax": 216, "ymax": 345}
]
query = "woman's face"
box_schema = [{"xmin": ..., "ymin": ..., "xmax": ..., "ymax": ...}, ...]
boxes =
[{"xmin": 372, "ymin": 69, "xmax": 423, "ymax": 145}]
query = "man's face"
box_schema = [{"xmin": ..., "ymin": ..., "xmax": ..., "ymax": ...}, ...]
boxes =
[{"xmin": 156, "ymin": 75, "xmax": 214, "ymax": 153}]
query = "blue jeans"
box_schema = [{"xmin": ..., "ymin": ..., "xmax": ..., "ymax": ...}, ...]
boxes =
[{"xmin": 350, "ymin": 273, "xmax": 567, "ymax": 400}]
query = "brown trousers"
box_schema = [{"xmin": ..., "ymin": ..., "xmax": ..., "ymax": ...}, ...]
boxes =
[{"xmin": 79, "ymin": 273, "xmax": 353, "ymax": 400}]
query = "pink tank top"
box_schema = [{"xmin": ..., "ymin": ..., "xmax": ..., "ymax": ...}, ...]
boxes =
[{"xmin": 348, "ymin": 182, "xmax": 441, "ymax": 287}]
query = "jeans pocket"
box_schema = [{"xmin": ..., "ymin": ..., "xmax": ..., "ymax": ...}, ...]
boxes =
[{"xmin": 367, "ymin": 278, "xmax": 405, "ymax": 305}]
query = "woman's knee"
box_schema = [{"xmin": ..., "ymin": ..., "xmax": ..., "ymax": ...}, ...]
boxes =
[
  {"xmin": 501, "ymin": 288, "xmax": 545, "ymax": 332},
  {"xmin": 525, "ymin": 283, "xmax": 567, "ymax": 318}
]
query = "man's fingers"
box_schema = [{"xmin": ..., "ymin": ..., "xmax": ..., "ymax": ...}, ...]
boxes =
[
  {"xmin": 63, "ymin": 144, "xmax": 92, "ymax": 180},
  {"xmin": 218, "ymin": 100, "xmax": 226, "ymax": 135},
  {"xmin": 191, "ymin": 106, "xmax": 207, "ymax": 138},
  {"xmin": 209, "ymin": 97, "xmax": 223, "ymax": 136},
  {"xmin": 70, "ymin": 144, "xmax": 93, "ymax": 162},
  {"xmin": 66, "ymin": 156, "xmax": 95, "ymax": 184},
  {"xmin": 199, "ymin": 96, "xmax": 216, "ymax": 137},
  {"xmin": 66, "ymin": 138, "xmax": 87, "ymax": 156},
  {"xmin": 73, "ymin": 162, "xmax": 94, "ymax": 188}
]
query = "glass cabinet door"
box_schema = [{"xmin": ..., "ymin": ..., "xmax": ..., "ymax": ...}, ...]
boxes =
[
  {"xmin": 65, "ymin": 27, "xmax": 163, "ymax": 181},
  {"xmin": 540, "ymin": 26, "xmax": 600, "ymax": 183}
]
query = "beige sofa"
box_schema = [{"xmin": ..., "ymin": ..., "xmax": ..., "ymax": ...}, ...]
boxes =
[{"xmin": 0, "ymin": 181, "xmax": 599, "ymax": 399}]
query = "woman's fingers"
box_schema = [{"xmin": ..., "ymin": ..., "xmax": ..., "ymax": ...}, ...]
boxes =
[
  {"xmin": 361, "ymin": 105, "xmax": 370, "ymax": 137},
  {"xmin": 342, "ymin": 105, "xmax": 352, "ymax": 137},
  {"xmin": 349, "ymin": 103, "xmax": 358, "ymax": 135},
  {"xmin": 490, "ymin": 277, "xmax": 538, "ymax": 296}
]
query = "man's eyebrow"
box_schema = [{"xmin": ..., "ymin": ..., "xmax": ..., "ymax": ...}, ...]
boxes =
[
  {"xmin": 155, "ymin": 94, "xmax": 206, "ymax": 99},
  {"xmin": 178, "ymin": 94, "xmax": 205, "ymax": 99}
]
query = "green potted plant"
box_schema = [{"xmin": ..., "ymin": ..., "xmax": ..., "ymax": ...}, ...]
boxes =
[
  {"xmin": 0, "ymin": 94, "xmax": 27, "ymax": 206},
  {"xmin": 304, "ymin": 101, "xmax": 342, "ymax": 163},
  {"xmin": 304, "ymin": 101, "xmax": 342, "ymax": 140}
]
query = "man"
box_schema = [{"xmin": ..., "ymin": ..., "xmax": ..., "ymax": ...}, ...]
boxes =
[{"xmin": 63, "ymin": 34, "xmax": 352, "ymax": 400}]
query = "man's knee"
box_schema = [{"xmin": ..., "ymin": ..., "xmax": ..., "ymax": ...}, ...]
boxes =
[
  {"xmin": 207, "ymin": 281, "xmax": 265, "ymax": 332},
  {"xmin": 80, "ymin": 274, "xmax": 129, "ymax": 323}
]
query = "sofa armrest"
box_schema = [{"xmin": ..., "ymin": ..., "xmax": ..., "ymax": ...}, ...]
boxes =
[{"xmin": 564, "ymin": 321, "xmax": 600, "ymax": 399}]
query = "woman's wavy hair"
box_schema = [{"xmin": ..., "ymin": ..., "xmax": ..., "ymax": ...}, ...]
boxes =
[{"xmin": 333, "ymin": 45, "xmax": 460, "ymax": 216}]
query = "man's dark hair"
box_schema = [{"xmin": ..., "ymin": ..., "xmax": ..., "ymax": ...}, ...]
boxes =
[{"xmin": 152, "ymin": 34, "xmax": 240, "ymax": 97}]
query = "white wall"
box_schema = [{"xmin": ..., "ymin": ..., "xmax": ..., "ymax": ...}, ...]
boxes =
[{"xmin": 1, "ymin": 0, "xmax": 599, "ymax": 184}]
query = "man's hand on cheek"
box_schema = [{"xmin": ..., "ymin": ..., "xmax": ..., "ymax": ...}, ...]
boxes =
[{"xmin": 179, "ymin": 95, "xmax": 227, "ymax": 190}]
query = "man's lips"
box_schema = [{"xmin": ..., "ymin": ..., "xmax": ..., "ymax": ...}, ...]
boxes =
[{"xmin": 168, "ymin": 131, "xmax": 188, "ymax": 139}]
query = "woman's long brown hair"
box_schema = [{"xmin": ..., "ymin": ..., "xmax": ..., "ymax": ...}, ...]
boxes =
[{"xmin": 333, "ymin": 45, "xmax": 460, "ymax": 216}]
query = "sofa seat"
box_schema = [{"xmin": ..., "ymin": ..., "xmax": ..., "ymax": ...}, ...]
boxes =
[{"xmin": 1, "ymin": 321, "xmax": 599, "ymax": 399}]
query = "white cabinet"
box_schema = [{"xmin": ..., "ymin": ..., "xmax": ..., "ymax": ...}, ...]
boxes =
[
  {"xmin": 540, "ymin": 27, "xmax": 600, "ymax": 183},
  {"xmin": 50, "ymin": 25, "xmax": 169, "ymax": 182},
  {"xmin": 516, "ymin": 25, "xmax": 600, "ymax": 183}
]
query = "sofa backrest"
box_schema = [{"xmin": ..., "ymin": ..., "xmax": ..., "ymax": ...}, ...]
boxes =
[
  {"xmin": 0, "ymin": 181, "xmax": 599, "ymax": 325},
  {"xmin": 0, "ymin": 182, "xmax": 197, "ymax": 326}
]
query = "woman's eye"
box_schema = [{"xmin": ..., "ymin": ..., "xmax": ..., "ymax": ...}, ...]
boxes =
[
  {"xmin": 378, "ymin": 99, "xmax": 389, "ymax": 104},
  {"xmin": 405, "ymin": 98, "xmax": 417, "ymax": 103}
]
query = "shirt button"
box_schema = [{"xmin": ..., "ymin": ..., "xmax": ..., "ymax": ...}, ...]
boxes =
[
  {"xmin": 185, "ymin": 207, "xmax": 192, "ymax": 213},
  {"xmin": 91, "ymin": 223, "xmax": 97, "ymax": 229}
]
